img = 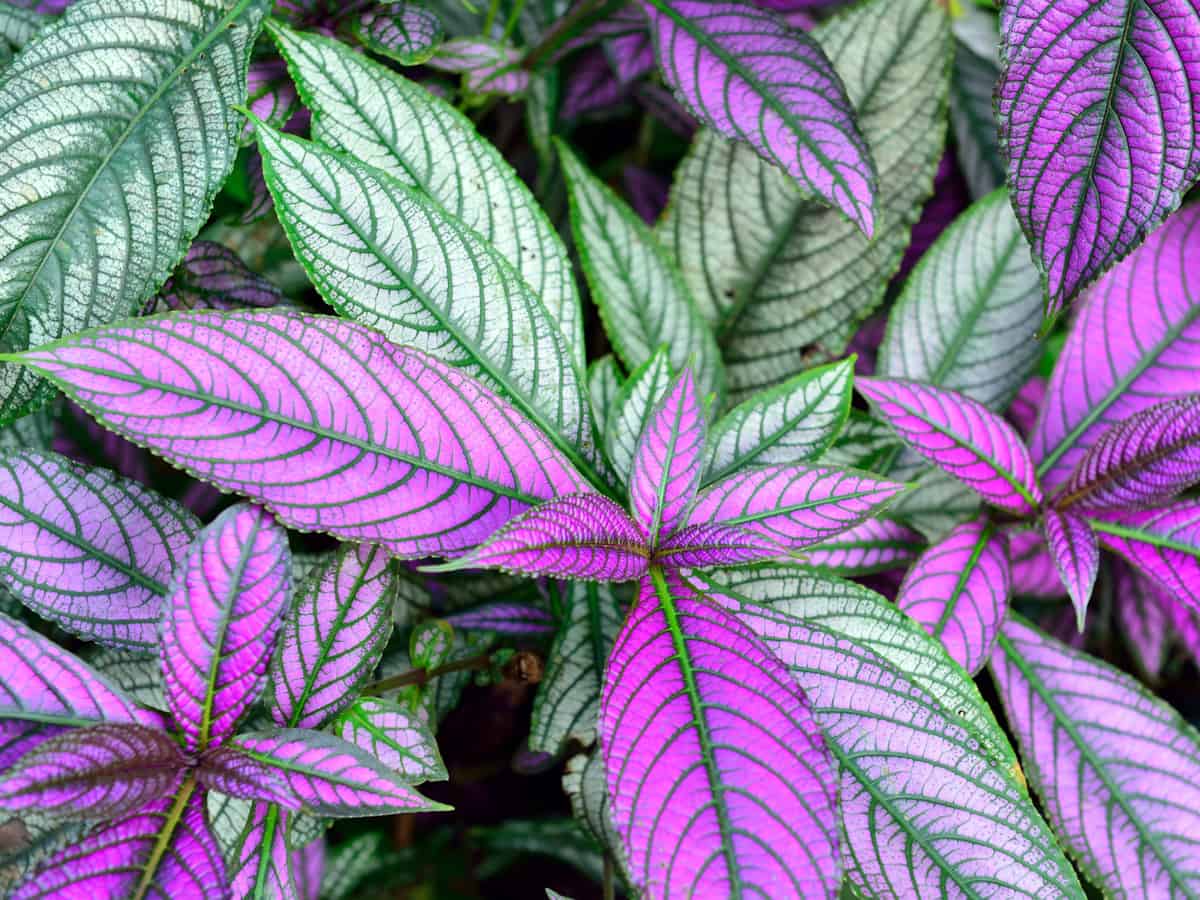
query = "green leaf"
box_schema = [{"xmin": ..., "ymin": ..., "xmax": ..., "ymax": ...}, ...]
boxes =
[
  {"xmin": 0, "ymin": 0, "xmax": 268, "ymax": 424},
  {"xmin": 605, "ymin": 347, "xmax": 672, "ymax": 487},
  {"xmin": 333, "ymin": 697, "xmax": 447, "ymax": 783},
  {"xmin": 353, "ymin": 2, "xmax": 443, "ymax": 66},
  {"xmin": 0, "ymin": 4, "xmax": 46, "ymax": 59},
  {"xmin": 950, "ymin": 38, "xmax": 1004, "ymax": 199},
  {"xmin": 661, "ymin": 0, "xmax": 950, "ymax": 400},
  {"xmin": 472, "ymin": 819, "xmax": 605, "ymax": 883},
  {"xmin": 587, "ymin": 355, "xmax": 622, "ymax": 445}
]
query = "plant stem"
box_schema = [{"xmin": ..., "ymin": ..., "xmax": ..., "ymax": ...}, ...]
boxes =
[
  {"xmin": 362, "ymin": 652, "xmax": 493, "ymax": 695},
  {"xmin": 483, "ymin": 0, "xmax": 503, "ymax": 35},
  {"xmin": 521, "ymin": 0, "xmax": 623, "ymax": 70},
  {"xmin": 603, "ymin": 855, "xmax": 615, "ymax": 900},
  {"xmin": 502, "ymin": 0, "xmax": 529, "ymax": 41}
]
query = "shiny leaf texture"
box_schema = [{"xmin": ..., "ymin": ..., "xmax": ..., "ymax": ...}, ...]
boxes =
[
  {"xmin": 804, "ymin": 518, "xmax": 922, "ymax": 576},
  {"xmin": 1042, "ymin": 509, "xmax": 1099, "ymax": 629},
  {"xmin": 5, "ymin": 311, "xmax": 592, "ymax": 556},
  {"xmin": 605, "ymin": 348, "xmax": 672, "ymax": 486},
  {"xmin": 334, "ymin": 697, "xmax": 446, "ymax": 782},
  {"xmin": 0, "ymin": 0, "xmax": 267, "ymax": 423},
  {"xmin": 630, "ymin": 370, "xmax": 705, "ymax": 544},
  {"xmin": 354, "ymin": 2, "xmax": 442, "ymax": 65},
  {"xmin": 653, "ymin": 523, "xmax": 780, "ymax": 568}
]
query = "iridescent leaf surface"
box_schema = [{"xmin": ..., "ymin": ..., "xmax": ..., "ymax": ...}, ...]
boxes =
[
  {"xmin": 605, "ymin": 348, "xmax": 672, "ymax": 486},
  {"xmin": 654, "ymin": 523, "xmax": 780, "ymax": 568},
  {"xmin": 334, "ymin": 697, "xmax": 446, "ymax": 782},
  {"xmin": 1042, "ymin": 509, "xmax": 1099, "ymax": 629},
  {"xmin": 353, "ymin": 2, "xmax": 442, "ymax": 65}
]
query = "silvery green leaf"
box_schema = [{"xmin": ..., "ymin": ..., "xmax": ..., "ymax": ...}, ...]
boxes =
[
  {"xmin": 605, "ymin": 347, "xmax": 672, "ymax": 486},
  {"xmin": 334, "ymin": 697, "xmax": 447, "ymax": 783},
  {"xmin": 950, "ymin": 38, "xmax": 1004, "ymax": 199},
  {"xmin": 562, "ymin": 751, "xmax": 632, "ymax": 890},
  {"xmin": 821, "ymin": 413, "xmax": 901, "ymax": 472},
  {"xmin": 473, "ymin": 819, "xmax": 604, "ymax": 883},
  {"xmin": 86, "ymin": 649, "xmax": 166, "ymax": 712},
  {"xmin": 0, "ymin": 5, "xmax": 45, "ymax": 58},
  {"xmin": 0, "ymin": 0, "xmax": 268, "ymax": 424},
  {"xmin": 587, "ymin": 356, "xmax": 623, "ymax": 444},
  {"xmin": 319, "ymin": 832, "xmax": 403, "ymax": 900},
  {"xmin": 0, "ymin": 409, "xmax": 54, "ymax": 452},
  {"xmin": 890, "ymin": 469, "xmax": 983, "ymax": 543}
]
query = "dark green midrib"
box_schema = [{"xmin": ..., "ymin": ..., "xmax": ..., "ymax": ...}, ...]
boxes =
[
  {"xmin": 1087, "ymin": 519, "xmax": 1200, "ymax": 559},
  {"xmin": 721, "ymin": 486, "xmax": 893, "ymax": 526},
  {"xmin": 933, "ymin": 523, "xmax": 992, "ymax": 637},
  {"xmin": 0, "ymin": 0, "xmax": 258, "ymax": 342}
]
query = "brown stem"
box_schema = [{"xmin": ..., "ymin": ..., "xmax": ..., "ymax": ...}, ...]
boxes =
[{"xmin": 362, "ymin": 652, "xmax": 493, "ymax": 696}]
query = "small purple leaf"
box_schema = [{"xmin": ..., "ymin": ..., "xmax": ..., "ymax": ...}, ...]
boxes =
[
  {"xmin": 599, "ymin": 569, "xmax": 839, "ymax": 898},
  {"xmin": 154, "ymin": 241, "xmax": 283, "ymax": 313},
  {"xmin": 857, "ymin": 376, "xmax": 1042, "ymax": 514},
  {"xmin": 163, "ymin": 504, "xmax": 291, "ymax": 753},
  {"xmin": 353, "ymin": 2, "xmax": 442, "ymax": 66},
  {"xmin": 334, "ymin": 697, "xmax": 446, "ymax": 782},
  {"xmin": 653, "ymin": 523, "xmax": 780, "ymax": 567},
  {"xmin": 1092, "ymin": 501, "xmax": 1200, "ymax": 615},
  {"xmin": 243, "ymin": 59, "xmax": 300, "ymax": 142},
  {"xmin": 804, "ymin": 517, "xmax": 922, "ymax": 576},
  {"xmin": 1008, "ymin": 527, "xmax": 1067, "ymax": 598},
  {"xmin": 1115, "ymin": 563, "xmax": 1172, "ymax": 680},
  {"xmin": 1006, "ymin": 375, "xmax": 1046, "ymax": 440},
  {"xmin": 444, "ymin": 602, "xmax": 554, "ymax": 635},
  {"xmin": 605, "ymin": 29, "xmax": 653, "ymax": 85},
  {"xmin": 1042, "ymin": 509, "xmax": 1099, "ymax": 630},
  {"xmin": 426, "ymin": 38, "xmax": 528, "ymax": 95},
  {"xmin": 686, "ymin": 464, "xmax": 905, "ymax": 550},
  {"xmin": 630, "ymin": 369, "xmax": 706, "ymax": 544},
  {"xmin": 897, "ymin": 518, "xmax": 1010, "ymax": 674},
  {"xmin": 642, "ymin": 0, "xmax": 877, "ymax": 234}
]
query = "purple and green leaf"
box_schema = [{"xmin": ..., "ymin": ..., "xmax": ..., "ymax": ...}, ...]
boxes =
[
  {"xmin": 1092, "ymin": 501, "xmax": 1200, "ymax": 614},
  {"xmin": 653, "ymin": 523, "xmax": 780, "ymax": 568},
  {"xmin": 153, "ymin": 241, "xmax": 283, "ymax": 313},
  {"xmin": 803, "ymin": 517, "xmax": 922, "ymax": 576},
  {"xmin": 353, "ymin": 2, "xmax": 442, "ymax": 65},
  {"xmin": 1042, "ymin": 508, "xmax": 1099, "ymax": 630},
  {"xmin": 333, "ymin": 697, "xmax": 446, "ymax": 782}
]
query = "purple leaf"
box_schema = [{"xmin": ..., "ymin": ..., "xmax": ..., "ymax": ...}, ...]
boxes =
[
  {"xmin": 0, "ymin": 451, "xmax": 197, "ymax": 649},
  {"xmin": 630, "ymin": 369, "xmax": 706, "ymax": 544},
  {"xmin": 218, "ymin": 729, "xmax": 451, "ymax": 817},
  {"xmin": 993, "ymin": 617, "xmax": 1200, "ymax": 897},
  {"xmin": 653, "ymin": 523, "xmax": 780, "ymax": 567},
  {"xmin": 427, "ymin": 39, "xmax": 529, "ymax": 95},
  {"xmin": 196, "ymin": 746, "xmax": 297, "ymax": 810},
  {"xmin": 1042, "ymin": 509, "xmax": 1099, "ymax": 630},
  {"xmin": 1115, "ymin": 563, "xmax": 1172, "ymax": 680},
  {"xmin": 686, "ymin": 464, "xmax": 905, "ymax": 550},
  {"xmin": 444, "ymin": 602, "xmax": 555, "ymax": 635},
  {"xmin": 804, "ymin": 517, "xmax": 922, "ymax": 575},
  {"xmin": 996, "ymin": 0, "xmax": 1200, "ymax": 314},
  {"xmin": 599, "ymin": 569, "xmax": 839, "ymax": 897},
  {"xmin": 1006, "ymin": 375, "xmax": 1046, "ymax": 440},
  {"xmin": 1032, "ymin": 206, "xmax": 1200, "ymax": 490},
  {"xmin": 897, "ymin": 518, "xmax": 1010, "ymax": 674},
  {"xmin": 163, "ymin": 504, "xmax": 291, "ymax": 753},
  {"xmin": 6, "ymin": 311, "xmax": 593, "ymax": 556},
  {"xmin": 228, "ymin": 802, "xmax": 297, "ymax": 900},
  {"xmin": 1092, "ymin": 501, "xmax": 1200, "ymax": 615},
  {"xmin": 154, "ymin": 241, "xmax": 283, "ymax": 313},
  {"xmin": 605, "ymin": 29, "xmax": 653, "ymax": 85},
  {"xmin": 241, "ymin": 148, "xmax": 274, "ymax": 224},
  {"xmin": 269, "ymin": 544, "xmax": 394, "ymax": 730},
  {"xmin": 334, "ymin": 697, "xmax": 446, "ymax": 782},
  {"xmin": 857, "ymin": 377, "xmax": 1042, "ymax": 514},
  {"xmin": 353, "ymin": 2, "xmax": 443, "ymax": 66},
  {"xmin": 0, "ymin": 724, "xmax": 184, "ymax": 821},
  {"xmin": 1008, "ymin": 527, "xmax": 1067, "ymax": 598},
  {"xmin": 562, "ymin": 50, "xmax": 626, "ymax": 119},
  {"xmin": 427, "ymin": 495, "xmax": 649, "ymax": 582},
  {"xmin": 642, "ymin": 0, "xmax": 877, "ymax": 234},
  {"xmin": 622, "ymin": 166, "xmax": 670, "ymax": 225},
  {"xmin": 243, "ymin": 59, "xmax": 300, "ymax": 142},
  {"xmin": 1057, "ymin": 395, "xmax": 1200, "ymax": 511}
]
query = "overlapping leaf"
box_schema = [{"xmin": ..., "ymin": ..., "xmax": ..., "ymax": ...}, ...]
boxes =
[
  {"xmin": 588, "ymin": 356, "xmax": 623, "ymax": 442},
  {"xmin": 1042, "ymin": 509, "xmax": 1099, "ymax": 629},
  {"xmin": 605, "ymin": 348, "xmax": 672, "ymax": 485},
  {"xmin": 949, "ymin": 34, "xmax": 1004, "ymax": 198},
  {"xmin": 654, "ymin": 523, "xmax": 779, "ymax": 567},
  {"xmin": 629, "ymin": 370, "xmax": 705, "ymax": 544},
  {"xmin": 1093, "ymin": 501, "xmax": 1200, "ymax": 613},
  {"xmin": 804, "ymin": 518, "xmax": 922, "ymax": 575},
  {"xmin": 1115, "ymin": 563, "xmax": 1173, "ymax": 680},
  {"xmin": 154, "ymin": 241, "xmax": 282, "ymax": 313},
  {"xmin": 228, "ymin": 801, "xmax": 299, "ymax": 900},
  {"xmin": 334, "ymin": 698, "xmax": 445, "ymax": 782},
  {"xmin": 353, "ymin": 2, "xmax": 442, "ymax": 65}
]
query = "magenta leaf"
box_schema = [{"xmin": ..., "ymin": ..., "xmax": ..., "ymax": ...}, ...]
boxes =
[
  {"xmin": 605, "ymin": 347, "xmax": 672, "ymax": 486},
  {"xmin": 427, "ymin": 495, "xmax": 649, "ymax": 582},
  {"xmin": 686, "ymin": 464, "xmax": 905, "ymax": 550},
  {"xmin": 993, "ymin": 617, "xmax": 1200, "ymax": 897},
  {"xmin": 857, "ymin": 376, "xmax": 1042, "ymax": 514},
  {"xmin": 426, "ymin": 38, "xmax": 529, "ymax": 95},
  {"xmin": 4, "ymin": 311, "xmax": 593, "ymax": 556},
  {"xmin": 163, "ymin": 504, "xmax": 291, "ymax": 753},
  {"xmin": 599, "ymin": 569, "xmax": 839, "ymax": 897},
  {"xmin": 1009, "ymin": 527, "xmax": 1067, "ymax": 598},
  {"xmin": 154, "ymin": 241, "xmax": 283, "ymax": 313},
  {"xmin": 629, "ymin": 369, "xmax": 706, "ymax": 544},
  {"xmin": 333, "ymin": 697, "xmax": 446, "ymax": 782},
  {"xmin": 642, "ymin": 0, "xmax": 877, "ymax": 234},
  {"xmin": 228, "ymin": 801, "xmax": 298, "ymax": 900},
  {"xmin": 444, "ymin": 602, "xmax": 554, "ymax": 635},
  {"xmin": 197, "ymin": 746, "xmax": 298, "ymax": 811},
  {"xmin": 804, "ymin": 517, "xmax": 922, "ymax": 576},
  {"xmin": 1032, "ymin": 206, "xmax": 1200, "ymax": 490},
  {"xmin": 896, "ymin": 518, "xmax": 1010, "ymax": 674},
  {"xmin": 1042, "ymin": 509, "xmax": 1099, "ymax": 630},
  {"xmin": 996, "ymin": 0, "xmax": 1200, "ymax": 314},
  {"xmin": 1092, "ymin": 501, "xmax": 1200, "ymax": 614},
  {"xmin": 1115, "ymin": 563, "xmax": 1172, "ymax": 680},
  {"xmin": 0, "ymin": 450, "xmax": 197, "ymax": 649},
  {"xmin": 0, "ymin": 724, "xmax": 184, "ymax": 821},
  {"xmin": 1007, "ymin": 375, "xmax": 1046, "ymax": 440},
  {"xmin": 242, "ymin": 59, "xmax": 300, "ymax": 142},
  {"xmin": 653, "ymin": 523, "xmax": 780, "ymax": 567},
  {"xmin": 268, "ymin": 544, "xmax": 394, "ymax": 730}
]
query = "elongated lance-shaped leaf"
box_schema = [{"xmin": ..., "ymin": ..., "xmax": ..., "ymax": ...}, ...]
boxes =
[
  {"xmin": 654, "ymin": 523, "xmax": 780, "ymax": 568},
  {"xmin": 557, "ymin": 141, "xmax": 723, "ymax": 401},
  {"xmin": 1057, "ymin": 395, "xmax": 1200, "ymax": 511},
  {"xmin": 4, "ymin": 311, "xmax": 593, "ymax": 556},
  {"xmin": 529, "ymin": 582, "xmax": 624, "ymax": 753},
  {"xmin": 13, "ymin": 782, "xmax": 226, "ymax": 900},
  {"xmin": 88, "ymin": 650, "xmax": 166, "ymax": 712},
  {"xmin": 805, "ymin": 518, "xmax": 922, "ymax": 576},
  {"xmin": 660, "ymin": 0, "xmax": 949, "ymax": 400},
  {"xmin": 0, "ymin": 724, "xmax": 184, "ymax": 822},
  {"xmin": 0, "ymin": 0, "xmax": 268, "ymax": 425},
  {"xmin": 858, "ymin": 377, "xmax": 1042, "ymax": 514},
  {"xmin": 444, "ymin": 600, "xmax": 554, "ymax": 635},
  {"xmin": 266, "ymin": 24, "xmax": 582, "ymax": 367},
  {"xmin": 600, "ymin": 568, "xmax": 839, "ymax": 898},
  {"xmin": 1091, "ymin": 501, "xmax": 1200, "ymax": 615},
  {"xmin": 253, "ymin": 127, "xmax": 604, "ymax": 492},
  {"xmin": 334, "ymin": 697, "xmax": 446, "ymax": 782},
  {"xmin": 629, "ymin": 369, "xmax": 706, "ymax": 544},
  {"xmin": 195, "ymin": 747, "xmax": 296, "ymax": 809},
  {"xmin": 563, "ymin": 750, "xmax": 627, "ymax": 880},
  {"xmin": 896, "ymin": 518, "xmax": 1009, "ymax": 675},
  {"xmin": 686, "ymin": 463, "xmax": 905, "ymax": 550},
  {"xmin": 703, "ymin": 358, "xmax": 853, "ymax": 484},
  {"xmin": 427, "ymin": 494, "xmax": 649, "ymax": 582},
  {"xmin": 879, "ymin": 189, "xmax": 1042, "ymax": 412},
  {"xmin": 605, "ymin": 347, "xmax": 672, "ymax": 486},
  {"xmin": 588, "ymin": 356, "xmax": 623, "ymax": 442},
  {"xmin": 1042, "ymin": 509, "xmax": 1099, "ymax": 630},
  {"xmin": 0, "ymin": 451, "xmax": 197, "ymax": 649},
  {"xmin": 228, "ymin": 801, "xmax": 299, "ymax": 900},
  {"xmin": 1033, "ymin": 204, "xmax": 1200, "ymax": 490},
  {"xmin": 217, "ymin": 729, "xmax": 450, "ymax": 818},
  {"xmin": 993, "ymin": 617, "xmax": 1200, "ymax": 897},
  {"xmin": 950, "ymin": 37, "xmax": 1004, "ymax": 199},
  {"xmin": 997, "ymin": 0, "xmax": 1200, "ymax": 315},
  {"xmin": 154, "ymin": 241, "xmax": 282, "ymax": 313},
  {"xmin": 268, "ymin": 545, "xmax": 393, "ymax": 730},
  {"xmin": 354, "ymin": 2, "xmax": 442, "ymax": 65},
  {"xmin": 163, "ymin": 504, "xmax": 291, "ymax": 753},
  {"xmin": 642, "ymin": 0, "xmax": 876, "ymax": 233},
  {"xmin": 1115, "ymin": 563, "xmax": 1172, "ymax": 680}
]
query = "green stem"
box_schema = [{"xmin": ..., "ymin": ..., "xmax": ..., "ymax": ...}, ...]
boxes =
[
  {"xmin": 131, "ymin": 777, "xmax": 197, "ymax": 900},
  {"xmin": 482, "ymin": 0, "xmax": 502, "ymax": 35},
  {"xmin": 521, "ymin": 0, "xmax": 624, "ymax": 70},
  {"xmin": 501, "ymin": 0, "xmax": 529, "ymax": 41}
]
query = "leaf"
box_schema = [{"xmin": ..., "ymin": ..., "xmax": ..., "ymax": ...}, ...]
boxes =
[
  {"xmin": 0, "ymin": 450, "xmax": 198, "ymax": 648},
  {"xmin": 444, "ymin": 602, "xmax": 555, "ymax": 635},
  {"xmin": 267, "ymin": 24, "xmax": 583, "ymax": 368},
  {"xmin": 562, "ymin": 751, "xmax": 623, "ymax": 864},
  {"xmin": 427, "ymin": 38, "xmax": 529, "ymax": 94},
  {"xmin": 605, "ymin": 347, "xmax": 672, "ymax": 486},
  {"xmin": 889, "ymin": 468, "xmax": 983, "ymax": 543},
  {"xmin": 686, "ymin": 464, "xmax": 905, "ymax": 550},
  {"xmin": 879, "ymin": 189, "xmax": 1042, "ymax": 412},
  {"xmin": 163, "ymin": 504, "xmax": 291, "ymax": 753},
  {"xmin": 87, "ymin": 650, "xmax": 166, "ymax": 712},
  {"xmin": 268, "ymin": 545, "xmax": 394, "ymax": 731},
  {"xmin": 660, "ymin": 0, "xmax": 949, "ymax": 400},
  {"xmin": 641, "ymin": 0, "xmax": 877, "ymax": 233},
  {"xmin": 0, "ymin": 724, "xmax": 184, "ymax": 822},
  {"xmin": 529, "ymin": 582, "xmax": 623, "ymax": 753},
  {"xmin": 996, "ymin": 0, "xmax": 1200, "ymax": 314},
  {"xmin": 473, "ymin": 819, "xmax": 605, "ymax": 883},
  {"xmin": 0, "ymin": 4, "xmax": 46, "ymax": 56},
  {"xmin": 354, "ymin": 2, "xmax": 442, "ymax": 65},
  {"xmin": 254, "ymin": 127, "xmax": 602, "ymax": 489},
  {"xmin": 196, "ymin": 746, "xmax": 296, "ymax": 810},
  {"xmin": 5, "ymin": 311, "xmax": 593, "ymax": 556},
  {"xmin": 804, "ymin": 518, "xmax": 922, "ymax": 576},
  {"xmin": 154, "ymin": 241, "xmax": 282, "ymax": 313},
  {"xmin": 654, "ymin": 523, "xmax": 780, "ymax": 567},
  {"xmin": 1042, "ymin": 509, "xmax": 1099, "ymax": 630},
  {"xmin": 557, "ymin": 140, "xmax": 723, "ymax": 400},
  {"xmin": 599, "ymin": 568, "xmax": 839, "ymax": 898},
  {"xmin": 427, "ymin": 494, "xmax": 649, "ymax": 582},
  {"xmin": 1114, "ymin": 563, "xmax": 1171, "ymax": 680},
  {"xmin": 1091, "ymin": 501, "xmax": 1200, "ymax": 614},
  {"xmin": 857, "ymin": 377, "xmax": 1042, "ymax": 514},
  {"xmin": 703, "ymin": 358, "xmax": 853, "ymax": 484},
  {"xmin": 0, "ymin": 0, "xmax": 268, "ymax": 424},
  {"xmin": 949, "ymin": 37, "xmax": 1004, "ymax": 199},
  {"xmin": 821, "ymin": 413, "xmax": 901, "ymax": 471},
  {"xmin": 992, "ymin": 617, "xmax": 1200, "ymax": 897},
  {"xmin": 587, "ymin": 356, "xmax": 623, "ymax": 442},
  {"xmin": 228, "ymin": 801, "xmax": 298, "ymax": 900},
  {"xmin": 896, "ymin": 518, "xmax": 1009, "ymax": 674},
  {"xmin": 334, "ymin": 698, "xmax": 446, "ymax": 782}
]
